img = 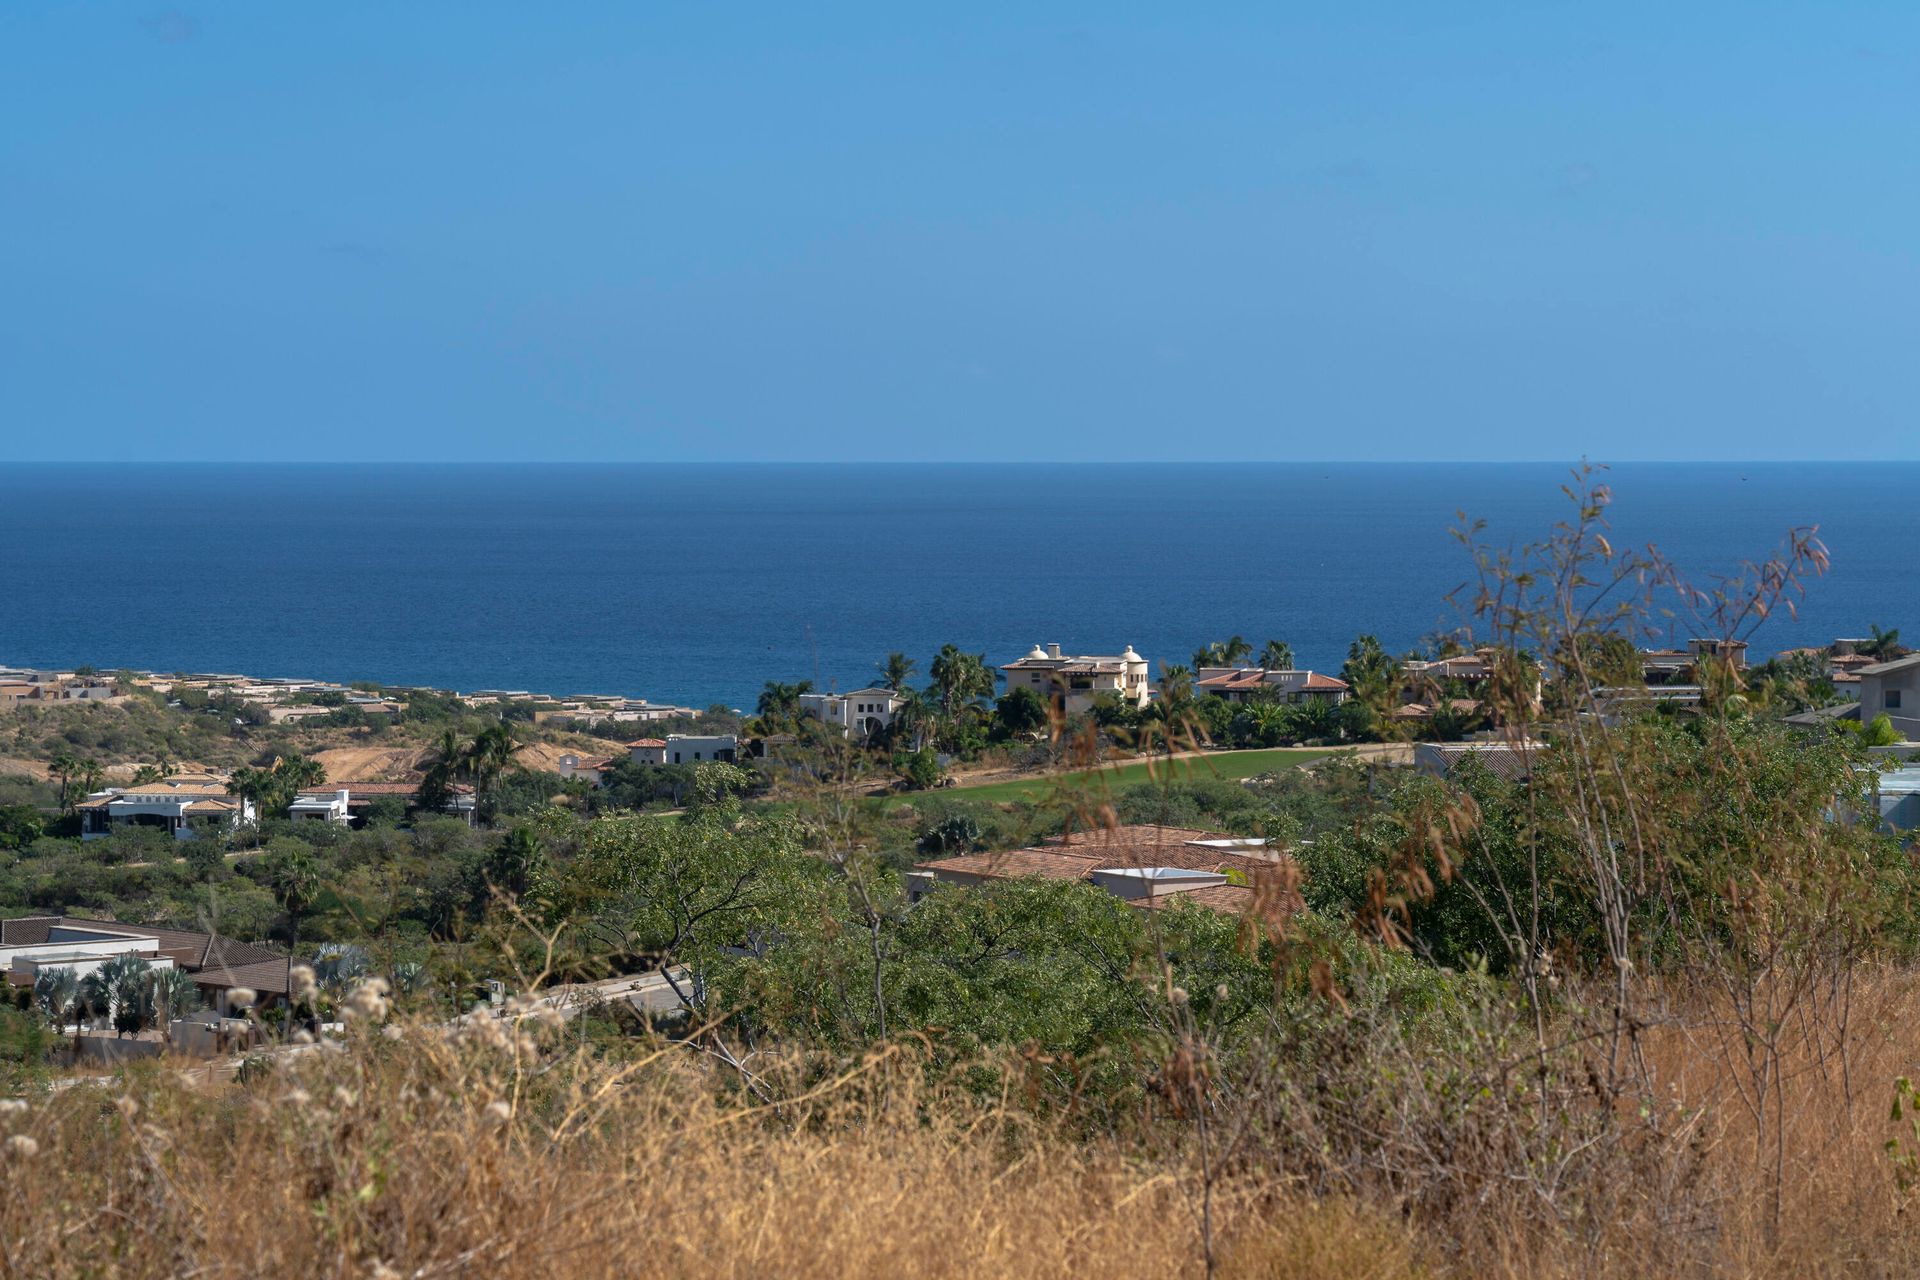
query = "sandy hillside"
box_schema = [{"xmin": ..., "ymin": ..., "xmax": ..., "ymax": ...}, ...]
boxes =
[{"xmin": 311, "ymin": 736, "xmax": 628, "ymax": 783}]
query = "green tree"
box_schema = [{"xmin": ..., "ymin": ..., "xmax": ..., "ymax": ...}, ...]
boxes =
[
  {"xmin": 753, "ymin": 680, "xmax": 814, "ymax": 731},
  {"xmin": 993, "ymin": 686, "xmax": 1049, "ymax": 739},
  {"xmin": 1259, "ymin": 639, "xmax": 1294, "ymax": 671},
  {"xmin": 263, "ymin": 843, "xmax": 322, "ymax": 963},
  {"xmin": 150, "ymin": 967, "xmax": 202, "ymax": 1043},
  {"xmin": 877, "ymin": 652, "xmax": 918, "ymax": 691},
  {"xmin": 33, "ymin": 967, "xmax": 81, "ymax": 1045},
  {"xmin": 1864, "ymin": 624, "xmax": 1903, "ymax": 661},
  {"xmin": 464, "ymin": 721, "xmax": 519, "ymax": 823},
  {"xmin": 0, "ymin": 804, "xmax": 44, "ymax": 850},
  {"xmin": 82, "ymin": 953, "xmax": 155, "ymax": 1037},
  {"xmin": 49, "ymin": 750, "xmax": 79, "ymax": 811},
  {"xmin": 928, "ymin": 645, "xmax": 995, "ymax": 721},
  {"xmin": 1192, "ymin": 636, "xmax": 1253, "ymax": 670}
]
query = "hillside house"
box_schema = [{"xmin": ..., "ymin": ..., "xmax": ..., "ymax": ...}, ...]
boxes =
[
  {"xmin": 1194, "ymin": 668, "xmax": 1350, "ymax": 705},
  {"xmin": 289, "ymin": 782, "xmax": 473, "ymax": 828},
  {"xmin": 1857, "ymin": 654, "xmax": 1920, "ymax": 740},
  {"xmin": 1001, "ymin": 643, "xmax": 1150, "ymax": 715},
  {"xmin": 76, "ymin": 775, "xmax": 254, "ymax": 841},
  {"xmin": 665, "ymin": 734, "xmax": 737, "ymax": 764},
  {"xmin": 799, "ymin": 687, "xmax": 906, "ymax": 738},
  {"xmin": 1, "ymin": 916, "xmax": 291, "ymax": 1014}
]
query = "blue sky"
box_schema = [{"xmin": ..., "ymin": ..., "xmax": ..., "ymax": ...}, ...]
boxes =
[{"xmin": 3, "ymin": 3, "xmax": 1917, "ymax": 461}]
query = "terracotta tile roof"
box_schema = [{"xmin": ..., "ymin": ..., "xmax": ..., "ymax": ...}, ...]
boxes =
[{"xmin": 626, "ymin": 738, "xmax": 666, "ymax": 748}]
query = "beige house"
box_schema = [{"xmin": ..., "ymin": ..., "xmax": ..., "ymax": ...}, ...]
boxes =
[
  {"xmin": 1001, "ymin": 643, "xmax": 1150, "ymax": 716},
  {"xmin": 798, "ymin": 687, "xmax": 906, "ymax": 738},
  {"xmin": 1194, "ymin": 668, "xmax": 1350, "ymax": 705}
]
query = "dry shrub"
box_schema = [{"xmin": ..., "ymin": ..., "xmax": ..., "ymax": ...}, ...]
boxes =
[{"xmin": 0, "ymin": 1023, "xmax": 1424, "ymax": 1280}]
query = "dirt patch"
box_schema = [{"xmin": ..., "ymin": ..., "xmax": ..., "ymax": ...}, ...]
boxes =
[
  {"xmin": 0, "ymin": 756, "xmax": 49, "ymax": 781},
  {"xmin": 513, "ymin": 738, "xmax": 628, "ymax": 773},
  {"xmin": 311, "ymin": 745, "xmax": 432, "ymax": 783}
]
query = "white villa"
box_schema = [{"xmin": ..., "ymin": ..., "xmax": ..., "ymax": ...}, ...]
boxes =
[
  {"xmin": 629, "ymin": 734, "xmax": 739, "ymax": 766},
  {"xmin": 798, "ymin": 687, "xmax": 906, "ymax": 738},
  {"xmin": 1194, "ymin": 668, "xmax": 1351, "ymax": 705},
  {"xmin": 1001, "ymin": 643, "xmax": 1151, "ymax": 716},
  {"xmin": 665, "ymin": 734, "xmax": 737, "ymax": 764},
  {"xmin": 75, "ymin": 774, "xmax": 254, "ymax": 841}
]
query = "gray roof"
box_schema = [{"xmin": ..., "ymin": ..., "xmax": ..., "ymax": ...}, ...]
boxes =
[{"xmin": 1856, "ymin": 654, "xmax": 1920, "ymax": 677}]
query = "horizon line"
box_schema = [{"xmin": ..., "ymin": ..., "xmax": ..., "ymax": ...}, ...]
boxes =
[{"xmin": 2, "ymin": 458, "xmax": 1912, "ymax": 467}]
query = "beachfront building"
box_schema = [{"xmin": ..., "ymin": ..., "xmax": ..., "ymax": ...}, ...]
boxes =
[
  {"xmin": 1001, "ymin": 643, "xmax": 1151, "ymax": 716},
  {"xmin": 1193, "ymin": 668, "xmax": 1350, "ymax": 706},
  {"xmin": 75, "ymin": 774, "xmax": 254, "ymax": 842},
  {"xmin": 798, "ymin": 688, "xmax": 906, "ymax": 739}
]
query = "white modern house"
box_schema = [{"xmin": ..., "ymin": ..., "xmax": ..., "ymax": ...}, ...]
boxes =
[
  {"xmin": 1001, "ymin": 643, "xmax": 1151, "ymax": 716},
  {"xmin": 75, "ymin": 775, "xmax": 254, "ymax": 841},
  {"xmin": 664, "ymin": 733, "xmax": 737, "ymax": 765},
  {"xmin": 798, "ymin": 687, "xmax": 906, "ymax": 738}
]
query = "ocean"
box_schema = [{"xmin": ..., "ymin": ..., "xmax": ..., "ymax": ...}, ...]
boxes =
[{"xmin": 0, "ymin": 462, "xmax": 1907, "ymax": 710}]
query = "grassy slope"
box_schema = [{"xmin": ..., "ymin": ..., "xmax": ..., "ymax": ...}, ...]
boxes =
[{"xmin": 936, "ymin": 746, "xmax": 1338, "ymax": 804}]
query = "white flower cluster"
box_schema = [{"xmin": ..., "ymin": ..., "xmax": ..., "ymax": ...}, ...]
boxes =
[{"xmin": 343, "ymin": 976, "xmax": 392, "ymax": 1024}]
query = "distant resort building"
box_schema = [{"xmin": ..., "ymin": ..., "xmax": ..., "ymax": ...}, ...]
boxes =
[
  {"xmin": 76, "ymin": 774, "xmax": 254, "ymax": 842},
  {"xmin": 1001, "ymin": 643, "xmax": 1151, "ymax": 716},
  {"xmin": 1194, "ymin": 667, "xmax": 1350, "ymax": 705},
  {"xmin": 799, "ymin": 688, "xmax": 906, "ymax": 738}
]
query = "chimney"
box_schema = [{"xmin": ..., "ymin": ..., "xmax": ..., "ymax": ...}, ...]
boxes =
[{"xmin": 1046, "ymin": 643, "xmax": 1062, "ymax": 660}]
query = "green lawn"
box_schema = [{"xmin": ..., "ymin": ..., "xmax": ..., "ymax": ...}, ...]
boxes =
[{"xmin": 933, "ymin": 747, "xmax": 1339, "ymax": 805}]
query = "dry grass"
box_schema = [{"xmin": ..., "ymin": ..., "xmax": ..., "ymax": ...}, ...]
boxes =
[
  {"xmin": 0, "ymin": 1024, "xmax": 1423, "ymax": 1280},
  {"xmin": 11, "ymin": 974, "xmax": 1920, "ymax": 1278}
]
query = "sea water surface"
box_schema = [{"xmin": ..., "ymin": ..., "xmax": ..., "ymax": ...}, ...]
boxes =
[{"xmin": 0, "ymin": 463, "xmax": 1908, "ymax": 709}]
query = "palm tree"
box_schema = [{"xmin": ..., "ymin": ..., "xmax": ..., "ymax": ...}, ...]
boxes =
[
  {"xmin": 34, "ymin": 967, "xmax": 82, "ymax": 1053},
  {"xmin": 877, "ymin": 652, "xmax": 917, "ymax": 691},
  {"xmin": 1192, "ymin": 637, "xmax": 1252, "ymax": 671},
  {"xmin": 894, "ymin": 687, "xmax": 937, "ymax": 752},
  {"xmin": 267, "ymin": 845, "xmax": 322, "ymax": 968},
  {"xmin": 49, "ymin": 749, "xmax": 79, "ymax": 810},
  {"xmin": 312, "ymin": 942, "xmax": 371, "ymax": 989},
  {"xmin": 465, "ymin": 722, "xmax": 518, "ymax": 823},
  {"xmin": 416, "ymin": 728, "xmax": 469, "ymax": 814},
  {"xmin": 1258, "ymin": 640, "xmax": 1294, "ymax": 672},
  {"xmin": 1156, "ymin": 664, "xmax": 1196, "ymax": 720},
  {"xmin": 928, "ymin": 645, "xmax": 994, "ymax": 720},
  {"xmin": 753, "ymin": 681, "xmax": 814, "ymax": 730},
  {"xmin": 150, "ymin": 967, "xmax": 203, "ymax": 1044},
  {"xmin": 75, "ymin": 759, "xmax": 104, "ymax": 798},
  {"xmin": 1865, "ymin": 624, "xmax": 1903, "ymax": 661},
  {"xmin": 83, "ymin": 953, "xmax": 155, "ymax": 1037}
]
